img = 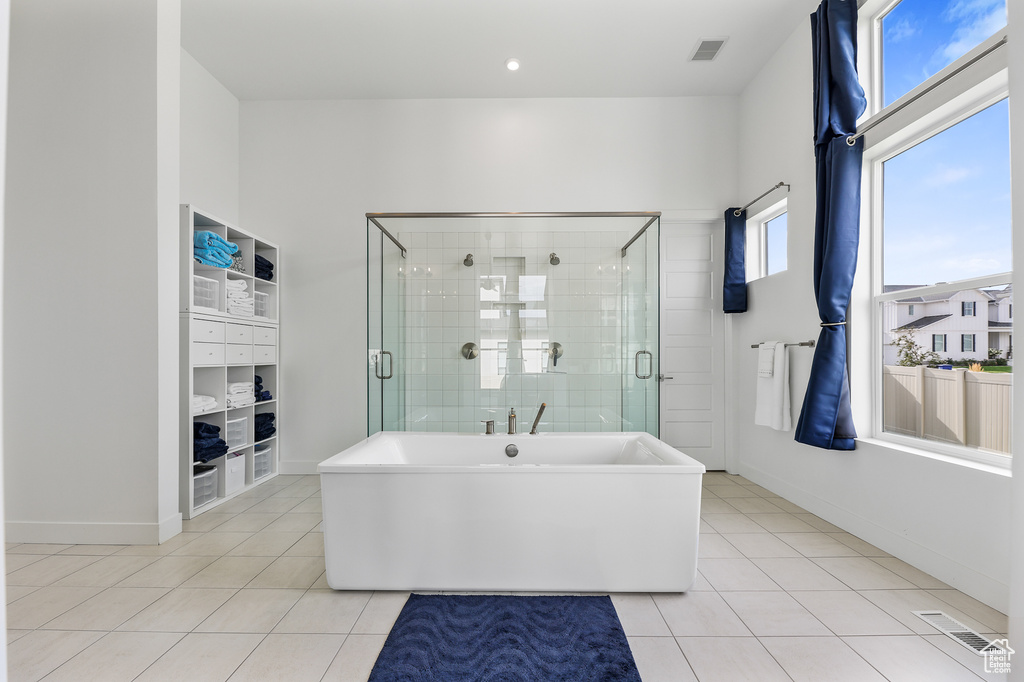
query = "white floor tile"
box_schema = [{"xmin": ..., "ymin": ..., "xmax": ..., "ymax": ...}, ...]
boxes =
[
  {"xmin": 791, "ymin": 590, "xmax": 915, "ymax": 636},
  {"xmin": 843, "ymin": 634, "xmax": 986, "ymax": 681},
  {"xmin": 812, "ymin": 556, "xmax": 917, "ymax": 590},
  {"xmin": 134, "ymin": 632, "xmax": 265, "ymax": 682},
  {"xmin": 751, "ymin": 557, "xmax": 851, "ymax": 591},
  {"xmin": 652, "ymin": 591, "xmax": 752, "ymax": 637},
  {"xmin": 627, "ymin": 636, "xmax": 697, "ymax": 682},
  {"xmin": 720, "ymin": 591, "xmax": 832, "ymax": 636},
  {"xmin": 226, "ymin": 633, "xmax": 345, "ymax": 681},
  {"xmin": 7, "ymin": 630, "xmax": 104, "ymax": 682},
  {"xmin": 41, "ymin": 631, "xmax": 184, "ymax": 682},
  {"xmin": 273, "ymin": 589, "xmax": 372, "ymax": 634},
  {"xmin": 41, "ymin": 587, "xmax": 169, "ymax": 631},
  {"xmin": 609, "ymin": 593, "xmax": 672, "ymax": 636},
  {"xmin": 676, "ymin": 636, "xmax": 791, "ymax": 681},
  {"xmin": 697, "ymin": 558, "xmax": 782, "ymax": 592},
  {"xmin": 321, "ymin": 634, "xmax": 387, "ymax": 682},
  {"xmin": 351, "ymin": 591, "xmax": 411, "ymax": 635},
  {"xmin": 759, "ymin": 635, "xmax": 887, "ymax": 681}
]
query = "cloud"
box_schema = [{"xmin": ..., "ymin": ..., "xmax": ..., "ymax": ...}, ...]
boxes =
[
  {"xmin": 885, "ymin": 17, "xmax": 918, "ymax": 44},
  {"xmin": 937, "ymin": 0, "xmax": 1006, "ymax": 64},
  {"xmin": 923, "ymin": 165, "xmax": 976, "ymax": 186}
]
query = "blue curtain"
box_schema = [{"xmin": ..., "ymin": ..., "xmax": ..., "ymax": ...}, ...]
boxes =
[
  {"xmin": 794, "ymin": 0, "xmax": 866, "ymax": 451},
  {"xmin": 723, "ymin": 208, "xmax": 747, "ymax": 313}
]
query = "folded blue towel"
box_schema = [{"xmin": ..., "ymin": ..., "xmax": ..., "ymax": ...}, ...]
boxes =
[
  {"xmin": 194, "ymin": 248, "xmax": 234, "ymax": 268},
  {"xmin": 194, "ymin": 230, "xmax": 239, "ymax": 255}
]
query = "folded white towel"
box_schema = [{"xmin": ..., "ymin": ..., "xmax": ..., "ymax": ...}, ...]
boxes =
[
  {"xmin": 227, "ymin": 290, "xmax": 251, "ymax": 300},
  {"xmin": 225, "ymin": 279, "xmax": 247, "ymax": 291},
  {"xmin": 227, "ymin": 395, "xmax": 256, "ymax": 408},
  {"xmin": 192, "ymin": 395, "xmax": 218, "ymax": 413},
  {"xmin": 754, "ymin": 341, "xmax": 791, "ymax": 431},
  {"xmin": 228, "ymin": 307, "xmax": 254, "ymax": 317},
  {"xmin": 227, "ymin": 382, "xmax": 255, "ymax": 394},
  {"xmin": 757, "ymin": 344, "xmax": 775, "ymax": 378}
]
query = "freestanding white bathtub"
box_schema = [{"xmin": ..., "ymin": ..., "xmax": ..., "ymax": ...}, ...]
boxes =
[{"xmin": 318, "ymin": 432, "xmax": 705, "ymax": 592}]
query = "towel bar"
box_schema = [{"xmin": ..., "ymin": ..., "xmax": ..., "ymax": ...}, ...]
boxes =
[{"xmin": 750, "ymin": 340, "xmax": 816, "ymax": 349}]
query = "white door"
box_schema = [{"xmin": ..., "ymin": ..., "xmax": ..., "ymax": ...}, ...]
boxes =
[{"xmin": 660, "ymin": 221, "xmax": 726, "ymax": 469}]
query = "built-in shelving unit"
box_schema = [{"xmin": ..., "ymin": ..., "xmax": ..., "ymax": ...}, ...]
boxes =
[{"xmin": 180, "ymin": 204, "xmax": 280, "ymax": 518}]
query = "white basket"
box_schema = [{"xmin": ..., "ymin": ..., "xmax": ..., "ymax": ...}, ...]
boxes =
[
  {"xmin": 225, "ymin": 417, "xmax": 247, "ymax": 449},
  {"xmin": 254, "ymin": 447, "xmax": 272, "ymax": 480},
  {"xmin": 225, "ymin": 453, "xmax": 245, "ymax": 495},
  {"xmin": 253, "ymin": 291, "xmax": 269, "ymax": 318},
  {"xmin": 193, "ymin": 275, "xmax": 219, "ymax": 311},
  {"xmin": 193, "ymin": 466, "xmax": 218, "ymax": 507}
]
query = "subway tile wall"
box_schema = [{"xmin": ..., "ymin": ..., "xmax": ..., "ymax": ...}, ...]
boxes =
[{"xmin": 387, "ymin": 229, "xmax": 637, "ymax": 433}]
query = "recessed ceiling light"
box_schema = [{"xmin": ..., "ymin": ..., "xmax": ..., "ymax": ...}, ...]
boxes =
[{"xmin": 505, "ymin": 58, "xmax": 520, "ymax": 71}]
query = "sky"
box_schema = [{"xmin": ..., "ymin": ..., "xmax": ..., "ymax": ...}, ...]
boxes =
[{"xmin": 880, "ymin": 0, "xmax": 1010, "ymax": 287}]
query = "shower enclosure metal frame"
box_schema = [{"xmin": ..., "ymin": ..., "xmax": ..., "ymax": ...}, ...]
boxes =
[{"xmin": 367, "ymin": 212, "xmax": 659, "ymax": 436}]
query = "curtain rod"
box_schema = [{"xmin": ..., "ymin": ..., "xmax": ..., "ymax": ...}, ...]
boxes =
[
  {"xmin": 733, "ymin": 182, "xmax": 789, "ymax": 217},
  {"xmin": 848, "ymin": 35, "xmax": 1007, "ymax": 146},
  {"xmin": 750, "ymin": 340, "xmax": 816, "ymax": 349}
]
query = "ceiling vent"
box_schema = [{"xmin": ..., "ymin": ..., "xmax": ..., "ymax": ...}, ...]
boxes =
[{"xmin": 690, "ymin": 38, "xmax": 727, "ymax": 62}]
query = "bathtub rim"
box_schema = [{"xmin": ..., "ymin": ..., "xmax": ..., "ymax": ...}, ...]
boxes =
[{"xmin": 318, "ymin": 430, "xmax": 706, "ymax": 475}]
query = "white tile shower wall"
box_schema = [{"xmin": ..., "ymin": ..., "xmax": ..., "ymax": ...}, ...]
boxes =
[{"xmin": 397, "ymin": 230, "xmax": 631, "ymax": 433}]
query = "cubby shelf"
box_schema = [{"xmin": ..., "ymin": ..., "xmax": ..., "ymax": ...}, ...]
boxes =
[{"xmin": 181, "ymin": 204, "xmax": 280, "ymax": 519}]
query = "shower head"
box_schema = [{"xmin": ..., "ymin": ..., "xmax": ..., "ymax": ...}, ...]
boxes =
[
  {"xmin": 464, "ymin": 254, "xmax": 474, "ymax": 267},
  {"xmin": 549, "ymin": 252, "xmax": 560, "ymax": 266}
]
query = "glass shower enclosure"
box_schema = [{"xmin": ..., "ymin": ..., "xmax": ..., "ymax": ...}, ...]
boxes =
[{"xmin": 368, "ymin": 213, "xmax": 659, "ymax": 436}]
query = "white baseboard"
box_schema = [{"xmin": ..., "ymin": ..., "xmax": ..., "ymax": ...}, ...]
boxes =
[
  {"xmin": 737, "ymin": 462, "xmax": 1010, "ymax": 614},
  {"xmin": 7, "ymin": 518, "xmax": 176, "ymax": 546}
]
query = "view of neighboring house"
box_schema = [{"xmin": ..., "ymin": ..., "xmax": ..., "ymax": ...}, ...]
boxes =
[{"xmin": 882, "ymin": 284, "xmax": 1013, "ymax": 365}]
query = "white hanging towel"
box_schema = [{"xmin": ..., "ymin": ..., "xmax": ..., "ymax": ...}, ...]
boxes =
[{"xmin": 754, "ymin": 342, "xmax": 791, "ymax": 431}]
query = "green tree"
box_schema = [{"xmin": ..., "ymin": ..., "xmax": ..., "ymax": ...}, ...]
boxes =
[{"xmin": 890, "ymin": 333, "xmax": 940, "ymax": 367}]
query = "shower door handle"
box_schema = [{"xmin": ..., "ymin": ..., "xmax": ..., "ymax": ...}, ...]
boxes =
[
  {"xmin": 375, "ymin": 350, "xmax": 394, "ymax": 380},
  {"xmin": 635, "ymin": 350, "xmax": 652, "ymax": 380}
]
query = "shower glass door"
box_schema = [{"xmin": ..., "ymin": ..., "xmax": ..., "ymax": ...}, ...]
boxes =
[
  {"xmin": 621, "ymin": 217, "xmax": 660, "ymax": 436},
  {"xmin": 368, "ymin": 221, "xmax": 405, "ymax": 435}
]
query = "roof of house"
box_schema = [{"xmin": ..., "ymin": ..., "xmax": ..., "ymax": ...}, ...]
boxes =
[
  {"xmin": 894, "ymin": 314, "xmax": 952, "ymax": 331},
  {"xmin": 989, "ymin": 321, "xmax": 1013, "ymax": 329}
]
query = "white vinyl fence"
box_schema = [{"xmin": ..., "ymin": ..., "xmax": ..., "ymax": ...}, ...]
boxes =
[{"xmin": 882, "ymin": 366, "xmax": 1012, "ymax": 454}]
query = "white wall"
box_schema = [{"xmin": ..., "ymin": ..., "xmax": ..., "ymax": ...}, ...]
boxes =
[
  {"xmin": 180, "ymin": 48, "xmax": 239, "ymax": 224},
  {"xmin": 0, "ymin": 0, "xmax": 10, "ymax": 669},
  {"xmin": 730, "ymin": 20, "xmax": 1012, "ymax": 610},
  {"xmin": 239, "ymin": 97, "xmax": 738, "ymax": 471},
  {"xmin": 4, "ymin": 0, "xmax": 181, "ymax": 544}
]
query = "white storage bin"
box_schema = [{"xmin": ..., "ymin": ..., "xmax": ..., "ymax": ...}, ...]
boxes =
[
  {"xmin": 253, "ymin": 291, "xmax": 269, "ymax": 318},
  {"xmin": 225, "ymin": 417, "xmax": 247, "ymax": 449},
  {"xmin": 254, "ymin": 447, "xmax": 272, "ymax": 480},
  {"xmin": 193, "ymin": 275, "xmax": 219, "ymax": 311},
  {"xmin": 193, "ymin": 466, "xmax": 218, "ymax": 507},
  {"xmin": 225, "ymin": 453, "xmax": 245, "ymax": 495}
]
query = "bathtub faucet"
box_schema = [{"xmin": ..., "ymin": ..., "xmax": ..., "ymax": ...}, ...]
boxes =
[
  {"xmin": 508, "ymin": 408, "xmax": 516, "ymax": 435},
  {"xmin": 530, "ymin": 403, "xmax": 547, "ymax": 435}
]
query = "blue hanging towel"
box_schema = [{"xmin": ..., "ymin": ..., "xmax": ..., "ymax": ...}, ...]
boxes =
[{"xmin": 723, "ymin": 208, "xmax": 748, "ymax": 313}]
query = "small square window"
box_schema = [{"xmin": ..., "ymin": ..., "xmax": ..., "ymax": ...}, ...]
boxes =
[
  {"xmin": 932, "ymin": 334, "xmax": 947, "ymax": 353},
  {"xmin": 962, "ymin": 301, "xmax": 976, "ymax": 316},
  {"xmin": 745, "ymin": 200, "xmax": 787, "ymax": 282},
  {"xmin": 907, "ymin": 304, "xmax": 915, "ymax": 315}
]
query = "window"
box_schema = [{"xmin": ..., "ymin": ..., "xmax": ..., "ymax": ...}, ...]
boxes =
[
  {"xmin": 764, "ymin": 212, "xmax": 787, "ymax": 276},
  {"xmin": 745, "ymin": 200, "xmax": 787, "ymax": 282},
  {"xmin": 879, "ymin": 0, "xmax": 1007, "ymax": 107},
  {"xmin": 867, "ymin": 2, "xmax": 1011, "ymax": 464}
]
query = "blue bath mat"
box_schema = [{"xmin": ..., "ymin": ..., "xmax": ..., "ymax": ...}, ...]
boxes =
[{"xmin": 368, "ymin": 594, "xmax": 641, "ymax": 681}]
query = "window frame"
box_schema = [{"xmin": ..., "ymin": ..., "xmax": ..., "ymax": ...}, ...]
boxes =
[{"xmin": 858, "ymin": 9, "xmax": 1012, "ymax": 468}]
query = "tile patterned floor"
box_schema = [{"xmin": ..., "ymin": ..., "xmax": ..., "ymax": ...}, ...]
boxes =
[{"xmin": 5, "ymin": 472, "xmax": 1010, "ymax": 681}]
